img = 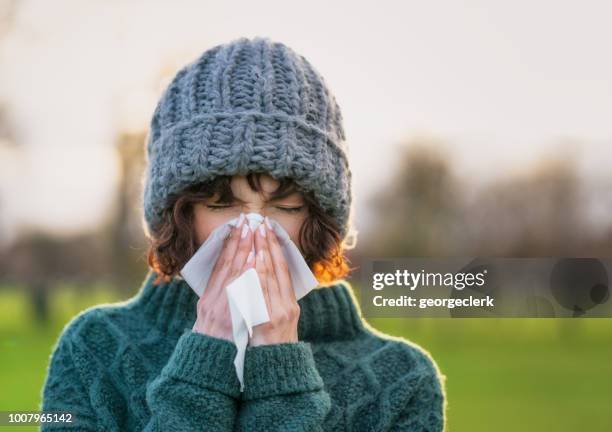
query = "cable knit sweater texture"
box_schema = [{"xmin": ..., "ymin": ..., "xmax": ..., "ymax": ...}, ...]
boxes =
[{"xmin": 40, "ymin": 271, "xmax": 447, "ymax": 431}]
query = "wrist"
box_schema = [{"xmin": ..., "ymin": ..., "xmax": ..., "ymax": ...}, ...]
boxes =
[
  {"xmin": 192, "ymin": 319, "xmax": 233, "ymax": 342},
  {"xmin": 249, "ymin": 322, "xmax": 299, "ymax": 346}
]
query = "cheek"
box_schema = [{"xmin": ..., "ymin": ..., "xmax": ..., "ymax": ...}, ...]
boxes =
[{"xmin": 270, "ymin": 213, "xmax": 306, "ymax": 245}]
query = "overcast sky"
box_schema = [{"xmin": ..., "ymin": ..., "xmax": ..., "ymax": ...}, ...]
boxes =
[{"xmin": 0, "ymin": 0, "xmax": 610, "ymax": 243}]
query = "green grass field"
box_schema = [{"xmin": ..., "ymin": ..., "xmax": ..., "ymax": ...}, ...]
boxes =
[{"xmin": 1, "ymin": 285, "xmax": 611, "ymax": 431}]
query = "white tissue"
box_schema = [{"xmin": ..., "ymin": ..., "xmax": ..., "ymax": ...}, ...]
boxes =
[{"xmin": 179, "ymin": 212, "xmax": 319, "ymax": 391}]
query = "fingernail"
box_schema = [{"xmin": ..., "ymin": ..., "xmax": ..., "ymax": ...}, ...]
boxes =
[
  {"xmin": 246, "ymin": 250, "xmax": 254, "ymax": 264},
  {"xmin": 264, "ymin": 216, "xmax": 272, "ymax": 230},
  {"xmin": 241, "ymin": 223, "xmax": 249, "ymax": 239},
  {"xmin": 258, "ymin": 223, "xmax": 266, "ymax": 237},
  {"xmin": 238, "ymin": 212, "xmax": 245, "ymax": 226}
]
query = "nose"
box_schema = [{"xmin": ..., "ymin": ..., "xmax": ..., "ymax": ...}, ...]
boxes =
[{"xmin": 240, "ymin": 204, "xmax": 266, "ymax": 216}]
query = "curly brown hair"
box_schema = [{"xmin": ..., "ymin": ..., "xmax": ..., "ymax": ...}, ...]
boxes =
[{"xmin": 146, "ymin": 172, "xmax": 354, "ymax": 286}]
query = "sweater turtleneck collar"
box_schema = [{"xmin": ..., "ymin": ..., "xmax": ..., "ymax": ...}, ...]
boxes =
[{"xmin": 130, "ymin": 271, "xmax": 366, "ymax": 342}]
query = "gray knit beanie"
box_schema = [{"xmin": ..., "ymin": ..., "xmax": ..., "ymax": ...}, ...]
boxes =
[{"xmin": 142, "ymin": 36, "xmax": 352, "ymax": 240}]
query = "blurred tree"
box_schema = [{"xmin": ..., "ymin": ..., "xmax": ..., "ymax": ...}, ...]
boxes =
[
  {"xmin": 0, "ymin": 130, "xmax": 150, "ymax": 321},
  {"xmin": 464, "ymin": 155, "xmax": 582, "ymax": 256},
  {"xmin": 363, "ymin": 139, "xmax": 462, "ymax": 257},
  {"xmin": 0, "ymin": 103, "xmax": 19, "ymax": 246},
  {"xmin": 100, "ymin": 130, "xmax": 149, "ymax": 292},
  {"xmin": 0, "ymin": 230, "xmax": 111, "ymax": 323},
  {"xmin": 358, "ymin": 140, "xmax": 600, "ymax": 259}
]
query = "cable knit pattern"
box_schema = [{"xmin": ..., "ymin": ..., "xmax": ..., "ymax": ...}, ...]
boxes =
[
  {"xmin": 142, "ymin": 36, "xmax": 352, "ymax": 239},
  {"xmin": 40, "ymin": 270, "xmax": 447, "ymax": 431}
]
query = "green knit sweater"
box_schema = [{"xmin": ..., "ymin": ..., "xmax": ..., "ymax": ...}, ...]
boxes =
[{"xmin": 40, "ymin": 271, "xmax": 446, "ymax": 431}]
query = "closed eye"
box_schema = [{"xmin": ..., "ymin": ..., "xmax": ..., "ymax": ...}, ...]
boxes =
[
  {"xmin": 206, "ymin": 204, "xmax": 234, "ymax": 211},
  {"xmin": 276, "ymin": 206, "xmax": 304, "ymax": 213}
]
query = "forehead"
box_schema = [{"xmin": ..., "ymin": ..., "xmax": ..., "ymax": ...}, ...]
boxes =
[
  {"xmin": 231, "ymin": 175, "xmax": 278, "ymax": 195},
  {"xmin": 228, "ymin": 174, "xmax": 303, "ymax": 201}
]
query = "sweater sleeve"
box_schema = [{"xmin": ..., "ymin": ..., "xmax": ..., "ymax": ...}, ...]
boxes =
[
  {"xmin": 235, "ymin": 341, "xmax": 331, "ymax": 431},
  {"xmin": 142, "ymin": 330, "xmax": 241, "ymax": 431},
  {"xmin": 41, "ymin": 325, "xmax": 242, "ymax": 431}
]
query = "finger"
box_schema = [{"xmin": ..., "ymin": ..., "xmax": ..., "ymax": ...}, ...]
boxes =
[
  {"xmin": 255, "ymin": 245, "xmax": 272, "ymax": 315},
  {"xmin": 207, "ymin": 214, "xmax": 246, "ymax": 300},
  {"xmin": 241, "ymin": 247, "xmax": 256, "ymax": 273},
  {"xmin": 255, "ymin": 222, "xmax": 281, "ymax": 308},
  {"xmin": 223, "ymin": 223, "xmax": 254, "ymax": 286},
  {"xmin": 263, "ymin": 217, "xmax": 295, "ymax": 303},
  {"xmin": 210, "ymin": 215, "xmax": 245, "ymax": 281},
  {"xmin": 205, "ymin": 235, "xmax": 232, "ymax": 299}
]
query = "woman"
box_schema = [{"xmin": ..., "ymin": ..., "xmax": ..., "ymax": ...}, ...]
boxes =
[{"xmin": 41, "ymin": 36, "xmax": 446, "ymax": 431}]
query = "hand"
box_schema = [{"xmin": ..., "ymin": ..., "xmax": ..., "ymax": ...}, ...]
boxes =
[
  {"xmin": 192, "ymin": 213, "xmax": 255, "ymax": 342},
  {"xmin": 249, "ymin": 217, "xmax": 300, "ymax": 346}
]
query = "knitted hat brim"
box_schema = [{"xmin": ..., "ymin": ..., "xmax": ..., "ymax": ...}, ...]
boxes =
[{"xmin": 143, "ymin": 110, "xmax": 352, "ymax": 239}]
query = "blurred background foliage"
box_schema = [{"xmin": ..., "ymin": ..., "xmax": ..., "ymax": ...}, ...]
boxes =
[{"xmin": 1, "ymin": 1, "xmax": 611, "ymax": 431}]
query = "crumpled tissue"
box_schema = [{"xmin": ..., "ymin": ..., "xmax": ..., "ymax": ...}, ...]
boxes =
[{"xmin": 180, "ymin": 212, "xmax": 319, "ymax": 391}]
